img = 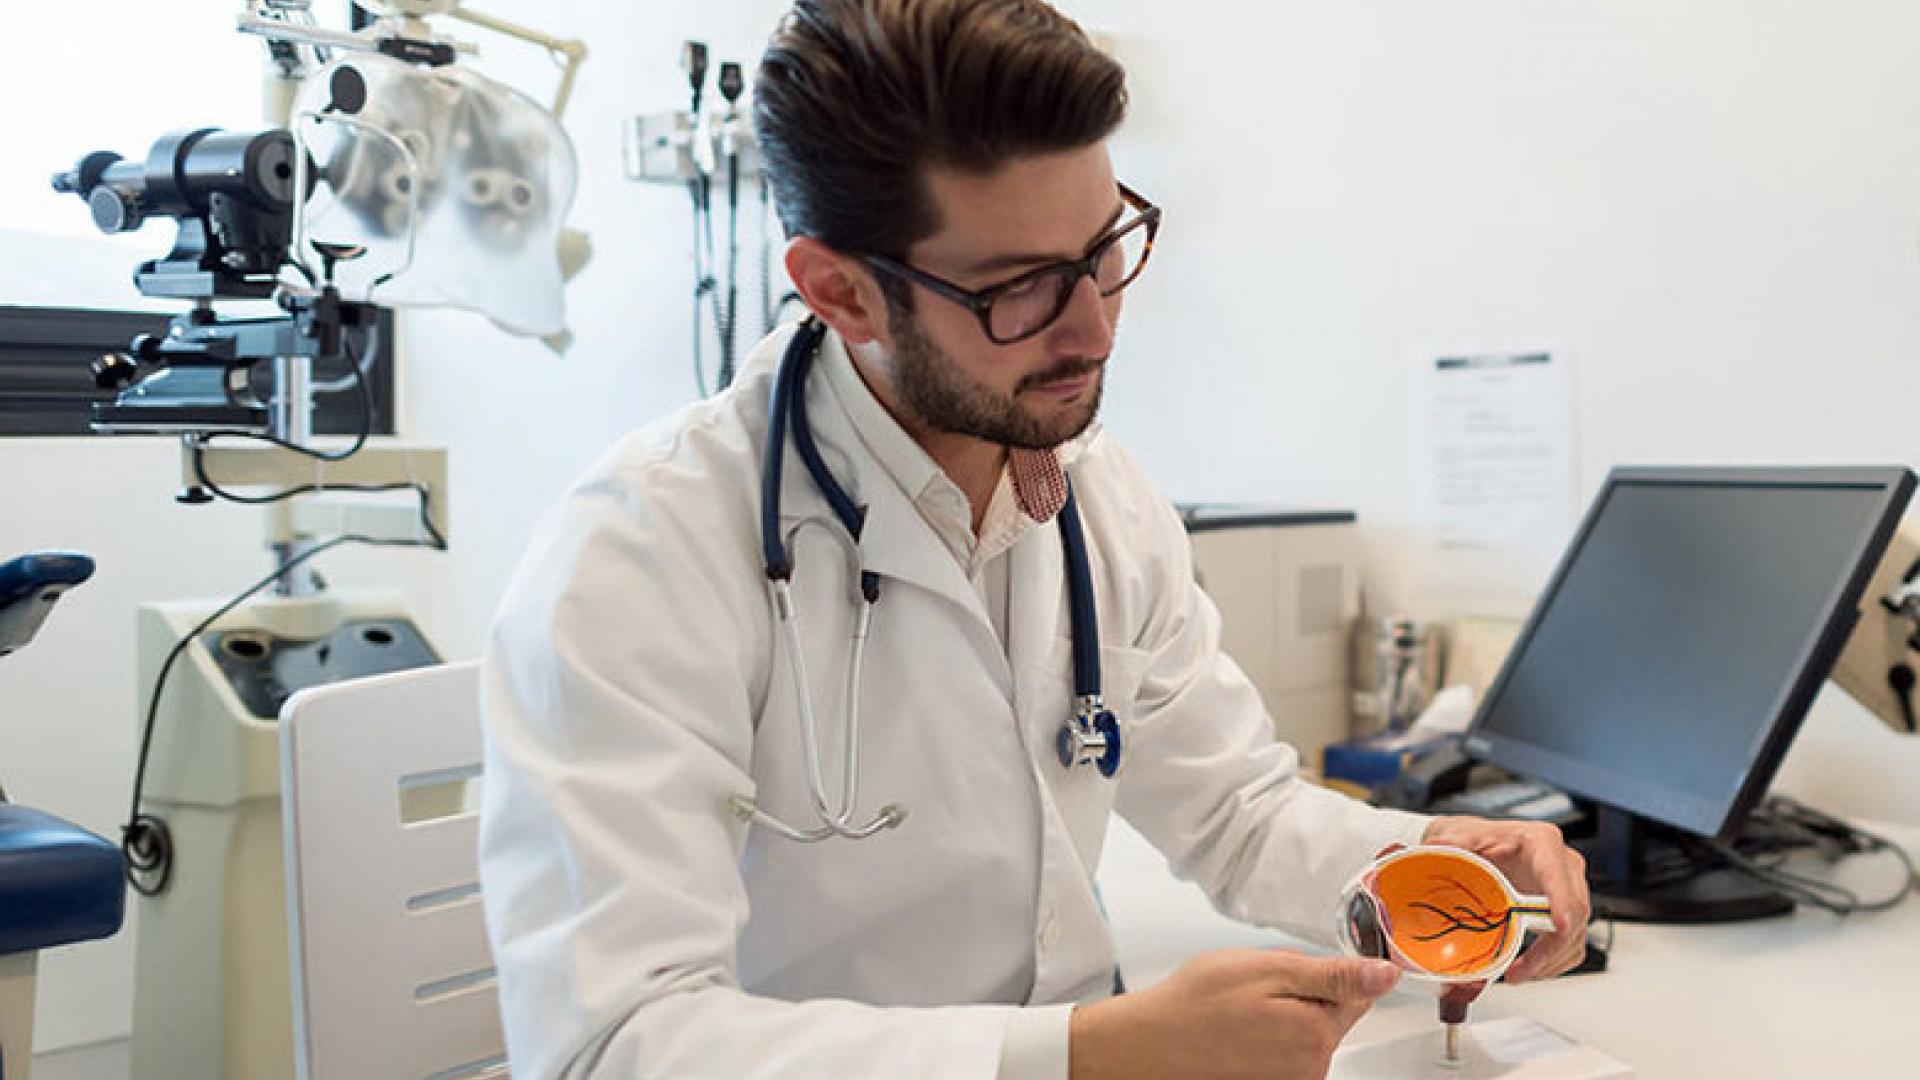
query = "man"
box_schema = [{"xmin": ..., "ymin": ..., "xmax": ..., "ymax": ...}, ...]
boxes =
[{"xmin": 479, "ymin": 1, "xmax": 1591, "ymax": 1077}]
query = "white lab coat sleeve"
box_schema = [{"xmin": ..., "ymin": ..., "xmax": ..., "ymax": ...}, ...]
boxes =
[
  {"xmin": 480, "ymin": 451, "xmax": 1029, "ymax": 1079},
  {"xmin": 1109, "ymin": 468, "xmax": 1431, "ymax": 944},
  {"xmin": 994, "ymin": 1004, "xmax": 1073, "ymax": 1080}
]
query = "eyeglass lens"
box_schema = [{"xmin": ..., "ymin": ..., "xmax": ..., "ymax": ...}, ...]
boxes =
[{"xmin": 986, "ymin": 222, "xmax": 1151, "ymax": 342}]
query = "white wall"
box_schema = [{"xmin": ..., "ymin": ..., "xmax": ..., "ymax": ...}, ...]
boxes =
[
  {"xmin": 1081, "ymin": 0, "xmax": 1920, "ymax": 613},
  {"xmin": 6, "ymin": 0, "xmax": 1920, "ymax": 1054}
]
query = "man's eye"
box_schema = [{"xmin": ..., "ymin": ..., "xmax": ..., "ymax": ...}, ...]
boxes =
[{"xmin": 1001, "ymin": 277, "xmax": 1047, "ymax": 300}]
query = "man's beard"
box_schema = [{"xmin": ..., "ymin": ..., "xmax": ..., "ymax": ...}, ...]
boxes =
[{"xmin": 886, "ymin": 305, "xmax": 1106, "ymax": 451}]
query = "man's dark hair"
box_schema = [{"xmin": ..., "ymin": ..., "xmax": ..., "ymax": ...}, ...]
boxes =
[{"xmin": 754, "ymin": 0, "xmax": 1128, "ymax": 270}]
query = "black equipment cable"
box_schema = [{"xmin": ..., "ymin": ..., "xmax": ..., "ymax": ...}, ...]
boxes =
[
  {"xmin": 121, "ymin": 521, "xmax": 443, "ymax": 896},
  {"xmin": 760, "ymin": 172, "xmax": 775, "ymax": 333},
  {"xmin": 681, "ymin": 41, "xmax": 720, "ymax": 398},
  {"xmin": 186, "ymin": 334, "xmax": 441, "ymax": 544},
  {"xmin": 197, "ymin": 333, "xmax": 374, "ymax": 465},
  {"xmin": 716, "ymin": 61, "xmax": 746, "ymax": 391},
  {"xmin": 687, "ymin": 174, "xmax": 726, "ymax": 396},
  {"xmin": 122, "ymin": 327, "xmax": 443, "ymax": 895},
  {"xmin": 718, "ymin": 136, "xmax": 741, "ymax": 389},
  {"xmin": 1577, "ymin": 795, "xmax": 1918, "ymax": 916},
  {"xmin": 688, "ymin": 185, "xmax": 712, "ymax": 398},
  {"xmin": 698, "ymin": 168, "xmax": 721, "ymax": 381},
  {"xmin": 1684, "ymin": 795, "xmax": 1918, "ymax": 915}
]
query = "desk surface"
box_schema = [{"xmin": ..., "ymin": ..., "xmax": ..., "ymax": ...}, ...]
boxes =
[{"xmin": 1096, "ymin": 816, "xmax": 1920, "ymax": 1080}]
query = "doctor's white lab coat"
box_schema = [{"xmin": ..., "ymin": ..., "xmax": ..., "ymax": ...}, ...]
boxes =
[{"xmin": 480, "ymin": 323, "xmax": 1430, "ymax": 1079}]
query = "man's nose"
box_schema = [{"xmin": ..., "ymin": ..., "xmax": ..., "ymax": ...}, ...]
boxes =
[{"xmin": 1046, "ymin": 273, "xmax": 1117, "ymax": 359}]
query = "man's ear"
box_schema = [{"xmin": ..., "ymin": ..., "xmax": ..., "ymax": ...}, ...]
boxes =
[{"xmin": 786, "ymin": 237, "xmax": 891, "ymax": 346}]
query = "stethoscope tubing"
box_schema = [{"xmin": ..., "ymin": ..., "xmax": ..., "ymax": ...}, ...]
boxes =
[
  {"xmin": 1056, "ymin": 481, "xmax": 1102, "ymax": 703},
  {"xmin": 737, "ymin": 582, "xmax": 900, "ymax": 843},
  {"xmin": 738, "ymin": 319, "xmax": 1111, "ymax": 842}
]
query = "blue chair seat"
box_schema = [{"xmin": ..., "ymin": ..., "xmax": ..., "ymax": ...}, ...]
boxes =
[{"xmin": 0, "ymin": 805, "xmax": 124, "ymax": 956}]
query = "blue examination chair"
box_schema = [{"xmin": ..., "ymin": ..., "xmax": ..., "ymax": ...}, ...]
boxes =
[{"xmin": 0, "ymin": 552, "xmax": 125, "ymax": 1080}]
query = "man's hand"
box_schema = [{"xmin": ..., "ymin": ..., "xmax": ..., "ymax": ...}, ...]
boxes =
[
  {"xmin": 1068, "ymin": 948, "xmax": 1400, "ymax": 1080},
  {"xmin": 1419, "ymin": 815, "xmax": 1592, "ymax": 987}
]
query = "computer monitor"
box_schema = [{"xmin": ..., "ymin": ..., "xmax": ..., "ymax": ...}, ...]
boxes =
[{"xmin": 1462, "ymin": 466, "xmax": 1915, "ymax": 922}]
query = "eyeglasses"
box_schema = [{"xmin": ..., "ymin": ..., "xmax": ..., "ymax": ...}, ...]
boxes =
[
  {"xmin": 863, "ymin": 183, "xmax": 1160, "ymax": 345},
  {"xmin": 1336, "ymin": 846, "xmax": 1555, "ymax": 983}
]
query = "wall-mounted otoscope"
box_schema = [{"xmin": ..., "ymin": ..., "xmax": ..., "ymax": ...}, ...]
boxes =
[{"xmin": 626, "ymin": 40, "xmax": 781, "ymax": 398}]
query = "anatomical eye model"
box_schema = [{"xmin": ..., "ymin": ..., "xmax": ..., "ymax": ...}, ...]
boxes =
[{"xmin": 1337, "ymin": 845, "xmax": 1554, "ymax": 982}]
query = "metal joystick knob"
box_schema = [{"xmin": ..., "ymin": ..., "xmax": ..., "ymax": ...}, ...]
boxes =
[
  {"xmin": 87, "ymin": 186, "xmax": 143, "ymax": 234},
  {"xmin": 90, "ymin": 352, "xmax": 139, "ymax": 390}
]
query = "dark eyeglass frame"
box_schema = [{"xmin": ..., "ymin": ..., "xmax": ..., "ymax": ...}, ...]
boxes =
[{"xmin": 862, "ymin": 183, "xmax": 1161, "ymax": 345}]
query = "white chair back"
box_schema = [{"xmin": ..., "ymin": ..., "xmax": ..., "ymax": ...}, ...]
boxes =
[{"xmin": 280, "ymin": 660, "xmax": 506, "ymax": 1080}]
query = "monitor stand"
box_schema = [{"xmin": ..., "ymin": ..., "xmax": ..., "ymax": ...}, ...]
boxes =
[{"xmin": 1576, "ymin": 805, "xmax": 1795, "ymax": 924}]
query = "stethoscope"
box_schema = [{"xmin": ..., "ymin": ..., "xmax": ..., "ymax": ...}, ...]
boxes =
[{"xmin": 728, "ymin": 318, "xmax": 1122, "ymax": 843}]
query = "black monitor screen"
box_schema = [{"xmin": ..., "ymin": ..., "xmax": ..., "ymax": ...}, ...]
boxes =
[{"xmin": 1466, "ymin": 469, "xmax": 1912, "ymax": 838}]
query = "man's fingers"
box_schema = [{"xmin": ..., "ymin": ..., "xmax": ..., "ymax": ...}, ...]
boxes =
[
  {"xmin": 1262, "ymin": 953, "xmax": 1401, "ymax": 1005},
  {"xmin": 1523, "ymin": 827, "xmax": 1590, "ymax": 935},
  {"xmin": 1320, "ymin": 958, "xmax": 1404, "ymax": 1036},
  {"xmin": 1421, "ymin": 816, "xmax": 1595, "ymax": 984},
  {"xmin": 1506, "ymin": 927, "xmax": 1585, "ymax": 982}
]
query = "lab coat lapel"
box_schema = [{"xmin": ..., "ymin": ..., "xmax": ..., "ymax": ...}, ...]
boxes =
[
  {"xmin": 855, "ymin": 476, "xmax": 994, "ymax": 623},
  {"xmin": 1007, "ymin": 512, "xmax": 1069, "ymax": 743}
]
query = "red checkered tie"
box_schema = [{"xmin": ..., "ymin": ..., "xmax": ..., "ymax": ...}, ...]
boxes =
[{"xmin": 1010, "ymin": 447, "xmax": 1068, "ymax": 523}]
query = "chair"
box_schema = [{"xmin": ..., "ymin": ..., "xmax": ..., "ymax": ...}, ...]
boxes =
[
  {"xmin": 280, "ymin": 659, "xmax": 506, "ymax": 1080},
  {"xmin": 1, "ymin": 550, "xmax": 123, "ymax": 1080},
  {"xmin": 0, "ymin": 806, "xmax": 124, "ymax": 1080}
]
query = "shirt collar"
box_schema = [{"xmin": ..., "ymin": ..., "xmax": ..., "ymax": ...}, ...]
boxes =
[{"xmin": 819, "ymin": 330, "xmax": 947, "ymax": 506}]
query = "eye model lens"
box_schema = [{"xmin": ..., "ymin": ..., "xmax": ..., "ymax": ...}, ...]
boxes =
[{"xmin": 1344, "ymin": 891, "xmax": 1389, "ymax": 960}]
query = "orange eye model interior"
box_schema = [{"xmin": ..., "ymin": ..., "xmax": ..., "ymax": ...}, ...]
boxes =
[{"xmin": 1350, "ymin": 849, "xmax": 1553, "ymax": 978}]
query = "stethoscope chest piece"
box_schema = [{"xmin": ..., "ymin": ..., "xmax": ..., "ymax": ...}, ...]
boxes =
[{"xmin": 1056, "ymin": 695, "xmax": 1122, "ymax": 778}]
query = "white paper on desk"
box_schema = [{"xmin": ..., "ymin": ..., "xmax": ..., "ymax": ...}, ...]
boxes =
[
  {"xmin": 1331, "ymin": 1014, "xmax": 1633, "ymax": 1080},
  {"xmin": 1472, "ymin": 1016, "xmax": 1576, "ymax": 1064},
  {"xmin": 1416, "ymin": 350, "xmax": 1579, "ymax": 613}
]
